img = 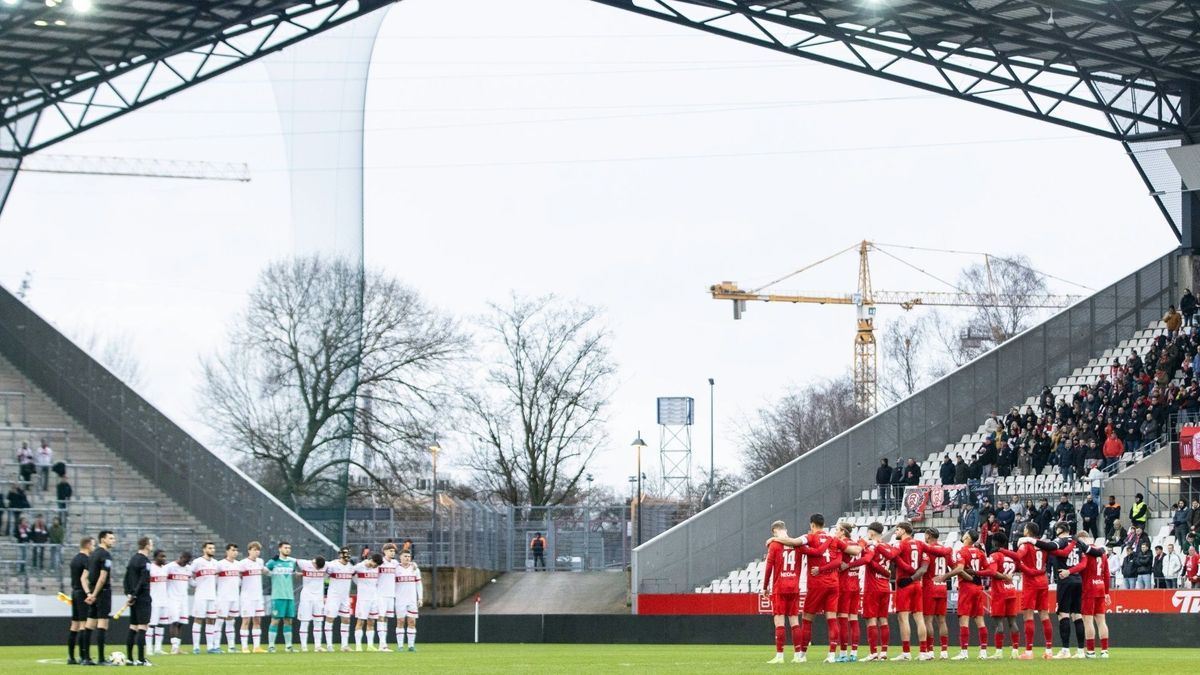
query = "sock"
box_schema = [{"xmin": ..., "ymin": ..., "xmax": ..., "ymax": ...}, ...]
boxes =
[
  {"xmin": 799, "ymin": 619, "xmax": 812, "ymax": 653},
  {"xmin": 1086, "ymin": 638, "xmax": 1095, "ymax": 652},
  {"xmin": 1074, "ymin": 619, "xmax": 1085, "ymax": 650},
  {"xmin": 902, "ymin": 639, "xmax": 910, "ymax": 655},
  {"xmin": 136, "ymin": 629, "xmax": 145, "ymax": 663},
  {"xmin": 355, "ymin": 626, "xmax": 363, "ymax": 648},
  {"xmin": 324, "ymin": 622, "xmax": 334, "ymax": 649},
  {"xmin": 211, "ymin": 618, "xmax": 223, "ymax": 649},
  {"xmin": 826, "ymin": 618, "xmax": 839, "ymax": 653},
  {"xmin": 126, "ymin": 627, "xmax": 136, "ymax": 659},
  {"xmin": 268, "ymin": 623, "xmax": 277, "ymax": 648},
  {"xmin": 283, "ymin": 623, "xmax": 293, "ymax": 649},
  {"xmin": 791, "ymin": 624, "xmax": 801, "ymax": 653},
  {"xmin": 395, "ymin": 624, "xmax": 404, "ymax": 649},
  {"xmin": 941, "ymin": 634, "xmax": 949, "ymax": 653},
  {"xmin": 867, "ymin": 625, "xmax": 878, "ymax": 654},
  {"xmin": 340, "ymin": 621, "xmax": 350, "ymax": 648},
  {"xmin": 79, "ymin": 628, "xmax": 91, "ymax": 661},
  {"xmin": 192, "ymin": 622, "xmax": 201, "ymax": 649},
  {"xmin": 406, "ymin": 627, "xmax": 416, "ymax": 649},
  {"xmin": 313, "ymin": 619, "xmax": 323, "ymax": 650},
  {"xmin": 377, "ymin": 621, "xmax": 388, "ymax": 648},
  {"xmin": 240, "ymin": 628, "xmax": 249, "ymax": 652},
  {"xmin": 880, "ymin": 625, "xmax": 890, "ymax": 653},
  {"xmin": 960, "ymin": 626, "xmax": 969, "ymax": 649},
  {"xmin": 68, "ymin": 630, "xmax": 78, "ymax": 661},
  {"xmin": 300, "ymin": 621, "xmax": 309, "ymax": 650},
  {"xmin": 224, "ymin": 618, "xmax": 235, "ymax": 649},
  {"xmin": 838, "ymin": 618, "xmax": 848, "ymax": 649},
  {"xmin": 252, "ymin": 627, "xmax": 261, "ymax": 650},
  {"xmin": 978, "ymin": 627, "xmax": 988, "ymax": 652},
  {"xmin": 996, "ymin": 630, "xmax": 1005, "ymax": 650},
  {"xmin": 365, "ymin": 626, "xmax": 374, "ymax": 648},
  {"xmin": 775, "ymin": 626, "xmax": 785, "ymax": 653},
  {"xmin": 850, "ymin": 620, "xmax": 859, "ymax": 650},
  {"xmin": 1010, "ymin": 631, "xmax": 1018, "ymax": 651},
  {"xmin": 1042, "ymin": 619, "xmax": 1053, "ymax": 649},
  {"xmin": 921, "ymin": 637, "xmax": 930, "ymax": 654},
  {"xmin": 1101, "ymin": 637, "xmax": 1109, "ymax": 651},
  {"xmin": 1059, "ymin": 617, "xmax": 1071, "ymax": 648},
  {"xmin": 96, "ymin": 628, "xmax": 106, "ymax": 662}
]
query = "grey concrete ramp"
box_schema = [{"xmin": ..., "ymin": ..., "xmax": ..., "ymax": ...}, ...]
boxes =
[{"xmin": 437, "ymin": 571, "xmax": 629, "ymax": 614}]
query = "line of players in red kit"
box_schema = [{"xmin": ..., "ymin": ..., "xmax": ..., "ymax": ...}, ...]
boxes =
[{"xmin": 761, "ymin": 513, "xmax": 1112, "ymax": 664}]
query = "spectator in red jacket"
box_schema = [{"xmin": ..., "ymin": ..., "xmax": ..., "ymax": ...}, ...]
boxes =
[{"xmin": 1102, "ymin": 434, "xmax": 1124, "ymax": 471}]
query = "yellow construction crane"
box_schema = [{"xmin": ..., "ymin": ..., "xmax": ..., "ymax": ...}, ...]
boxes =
[{"xmin": 711, "ymin": 240, "xmax": 1080, "ymax": 414}]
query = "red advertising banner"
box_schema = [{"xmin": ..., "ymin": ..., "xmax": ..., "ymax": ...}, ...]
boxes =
[
  {"xmin": 639, "ymin": 590, "xmax": 1200, "ymax": 615},
  {"xmin": 1179, "ymin": 425, "xmax": 1200, "ymax": 473}
]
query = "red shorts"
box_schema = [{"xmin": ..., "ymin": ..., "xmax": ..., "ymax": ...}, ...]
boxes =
[
  {"xmin": 862, "ymin": 588, "xmax": 891, "ymax": 619},
  {"xmin": 837, "ymin": 589, "xmax": 860, "ymax": 616},
  {"xmin": 1021, "ymin": 584, "xmax": 1051, "ymax": 613},
  {"xmin": 1081, "ymin": 595, "xmax": 1106, "ymax": 616},
  {"xmin": 894, "ymin": 581, "xmax": 923, "ymax": 613},
  {"xmin": 991, "ymin": 593, "xmax": 1019, "ymax": 618},
  {"xmin": 924, "ymin": 595, "xmax": 947, "ymax": 616},
  {"xmin": 804, "ymin": 583, "xmax": 839, "ymax": 615},
  {"xmin": 957, "ymin": 583, "xmax": 985, "ymax": 617},
  {"xmin": 772, "ymin": 592, "xmax": 800, "ymax": 617}
]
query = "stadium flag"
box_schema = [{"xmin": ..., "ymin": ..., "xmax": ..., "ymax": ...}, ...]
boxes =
[
  {"xmin": 903, "ymin": 484, "xmax": 976, "ymax": 522},
  {"xmin": 1177, "ymin": 425, "xmax": 1200, "ymax": 473}
]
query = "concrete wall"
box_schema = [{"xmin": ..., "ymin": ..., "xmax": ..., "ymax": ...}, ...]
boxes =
[
  {"xmin": 428, "ymin": 567, "xmax": 501, "ymax": 607},
  {"xmin": 634, "ymin": 251, "xmax": 1180, "ymax": 600}
]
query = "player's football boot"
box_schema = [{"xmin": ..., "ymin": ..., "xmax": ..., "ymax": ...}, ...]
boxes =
[
  {"xmin": 894, "ymin": 653, "xmax": 911, "ymax": 661},
  {"xmin": 846, "ymin": 653, "xmax": 857, "ymax": 662},
  {"xmin": 1073, "ymin": 650, "xmax": 1086, "ymax": 658},
  {"xmin": 766, "ymin": 654, "xmax": 785, "ymax": 664},
  {"xmin": 141, "ymin": 659, "xmax": 154, "ymax": 667},
  {"xmin": 822, "ymin": 654, "xmax": 837, "ymax": 664},
  {"xmin": 792, "ymin": 652, "xmax": 806, "ymax": 663},
  {"xmin": 1085, "ymin": 652, "xmax": 1096, "ymax": 659},
  {"xmin": 1042, "ymin": 651, "xmax": 1054, "ymax": 660},
  {"xmin": 940, "ymin": 651, "xmax": 949, "ymax": 660},
  {"xmin": 918, "ymin": 652, "xmax": 935, "ymax": 661},
  {"xmin": 1099, "ymin": 651, "xmax": 1109, "ymax": 659},
  {"xmin": 355, "ymin": 645, "xmax": 363, "ymax": 652},
  {"xmin": 206, "ymin": 648, "xmax": 223, "ymax": 655},
  {"xmin": 253, "ymin": 647, "xmax": 267, "ymax": 653},
  {"xmin": 378, "ymin": 646, "xmax": 392, "ymax": 652},
  {"xmin": 407, "ymin": 646, "xmax": 416, "ymax": 652},
  {"xmin": 192, "ymin": 648, "xmax": 201, "ymax": 655},
  {"xmin": 1055, "ymin": 648, "xmax": 1071, "ymax": 659},
  {"xmin": 951, "ymin": 652, "xmax": 969, "ymax": 660},
  {"xmin": 978, "ymin": 651, "xmax": 990, "ymax": 659},
  {"xmin": 267, "ymin": 647, "xmax": 275, "ymax": 653}
]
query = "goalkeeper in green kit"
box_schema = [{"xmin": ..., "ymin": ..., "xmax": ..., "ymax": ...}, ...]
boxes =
[{"xmin": 265, "ymin": 541, "xmax": 298, "ymax": 652}]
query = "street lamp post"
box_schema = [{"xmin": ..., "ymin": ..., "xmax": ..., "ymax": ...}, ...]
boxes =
[
  {"xmin": 585, "ymin": 473, "xmax": 593, "ymax": 570},
  {"xmin": 429, "ymin": 442, "xmax": 440, "ymax": 610},
  {"xmin": 708, "ymin": 377, "xmax": 715, "ymax": 507},
  {"xmin": 631, "ymin": 432, "xmax": 647, "ymax": 548}
]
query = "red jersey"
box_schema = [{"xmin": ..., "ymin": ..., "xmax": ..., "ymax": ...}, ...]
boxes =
[
  {"xmin": 920, "ymin": 544, "xmax": 954, "ymax": 598},
  {"xmin": 954, "ymin": 545, "xmax": 995, "ymax": 582},
  {"xmin": 862, "ymin": 542, "xmax": 895, "ymax": 594},
  {"xmin": 1067, "ymin": 546, "xmax": 1110, "ymax": 598},
  {"xmin": 763, "ymin": 541, "xmax": 800, "ymax": 594},
  {"xmin": 989, "ymin": 551, "xmax": 1018, "ymax": 597},
  {"xmin": 840, "ymin": 538, "xmax": 869, "ymax": 592},
  {"xmin": 804, "ymin": 531, "xmax": 845, "ymax": 589},
  {"xmin": 1011, "ymin": 541, "xmax": 1050, "ymax": 588},
  {"xmin": 1185, "ymin": 553, "xmax": 1200, "ymax": 581},
  {"xmin": 893, "ymin": 537, "xmax": 926, "ymax": 580}
]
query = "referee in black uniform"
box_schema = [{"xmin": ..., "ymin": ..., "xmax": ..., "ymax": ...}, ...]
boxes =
[
  {"xmin": 84, "ymin": 530, "xmax": 116, "ymax": 664},
  {"xmin": 68, "ymin": 536, "xmax": 95, "ymax": 665},
  {"xmin": 123, "ymin": 536, "xmax": 153, "ymax": 666}
]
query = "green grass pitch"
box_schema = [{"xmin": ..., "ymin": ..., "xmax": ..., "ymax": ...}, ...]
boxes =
[{"xmin": 7, "ymin": 644, "xmax": 1198, "ymax": 672}]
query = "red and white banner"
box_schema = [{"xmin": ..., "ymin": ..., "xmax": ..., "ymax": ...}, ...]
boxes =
[{"xmin": 1179, "ymin": 425, "xmax": 1200, "ymax": 473}]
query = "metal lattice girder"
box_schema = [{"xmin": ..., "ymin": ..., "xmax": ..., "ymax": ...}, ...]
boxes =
[
  {"xmin": 589, "ymin": 0, "xmax": 1200, "ymax": 141},
  {"xmin": 0, "ymin": 0, "xmax": 397, "ymax": 158}
]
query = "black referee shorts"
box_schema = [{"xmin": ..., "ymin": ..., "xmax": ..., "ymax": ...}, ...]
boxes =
[
  {"xmin": 87, "ymin": 591, "xmax": 112, "ymax": 620},
  {"xmin": 130, "ymin": 598, "xmax": 152, "ymax": 625},
  {"xmin": 71, "ymin": 591, "xmax": 89, "ymax": 622},
  {"xmin": 1056, "ymin": 578, "xmax": 1082, "ymax": 614}
]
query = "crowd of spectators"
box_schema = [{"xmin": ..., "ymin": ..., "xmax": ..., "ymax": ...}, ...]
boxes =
[{"xmin": 5, "ymin": 438, "xmax": 74, "ymax": 575}]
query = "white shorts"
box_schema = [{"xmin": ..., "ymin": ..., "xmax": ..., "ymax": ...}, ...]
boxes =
[
  {"xmin": 151, "ymin": 601, "xmax": 171, "ymax": 626},
  {"xmin": 168, "ymin": 597, "xmax": 189, "ymax": 624},
  {"xmin": 377, "ymin": 594, "xmax": 396, "ymax": 618},
  {"xmin": 191, "ymin": 597, "xmax": 217, "ymax": 619},
  {"xmin": 240, "ymin": 595, "xmax": 265, "ymax": 617},
  {"xmin": 216, "ymin": 598, "xmax": 240, "ymax": 618},
  {"xmin": 396, "ymin": 599, "xmax": 419, "ymax": 618},
  {"xmin": 298, "ymin": 593, "xmax": 325, "ymax": 622},
  {"xmin": 323, "ymin": 595, "xmax": 350, "ymax": 618},
  {"xmin": 353, "ymin": 595, "xmax": 379, "ymax": 620}
]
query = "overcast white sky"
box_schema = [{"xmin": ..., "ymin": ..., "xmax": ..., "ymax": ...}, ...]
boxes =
[{"xmin": 0, "ymin": 0, "xmax": 1179, "ymax": 495}]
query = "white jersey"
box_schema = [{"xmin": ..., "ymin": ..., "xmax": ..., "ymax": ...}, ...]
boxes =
[
  {"xmin": 148, "ymin": 563, "xmax": 170, "ymax": 605},
  {"xmin": 191, "ymin": 557, "xmax": 219, "ymax": 601},
  {"xmin": 216, "ymin": 558, "xmax": 242, "ymax": 601},
  {"xmin": 376, "ymin": 559, "xmax": 398, "ymax": 598},
  {"xmin": 164, "ymin": 561, "xmax": 192, "ymax": 600},
  {"xmin": 353, "ymin": 561, "xmax": 379, "ymax": 600},
  {"xmin": 239, "ymin": 557, "xmax": 265, "ymax": 599},
  {"xmin": 325, "ymin": 560, "xmax": 354, "ymax": 598},
  {"xmin": 395, "ymin": 563, "xmax": 422, "ymax": 604},
  {"xmin": 297, "ymin": 559, "xmax": 326, "ymax": 596}
]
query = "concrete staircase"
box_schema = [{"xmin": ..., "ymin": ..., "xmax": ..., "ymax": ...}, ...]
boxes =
[{"xmin": 0, "ymin": 354, "xmax": 220, "ymax": 593}]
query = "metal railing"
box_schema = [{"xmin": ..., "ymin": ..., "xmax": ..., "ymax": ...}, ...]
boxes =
[
  {"xmin": 0, "ymin": 283, "xmax": 334, "ymax": 555},
  {"xmin": 0, "ymin": 462, "xmax": 114, "ymax": 500},
  {"xmin": 0, "ymin": 427, "xmax": 70, "ymax": 463},
  {"xmin": 0, "ymin": 391, "xmax": 26, "ymax": 426}
]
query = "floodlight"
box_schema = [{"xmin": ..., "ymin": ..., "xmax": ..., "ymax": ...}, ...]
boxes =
[{"xmin": 72, "ymin": 0, "xmax": 91, "ymax": 11}]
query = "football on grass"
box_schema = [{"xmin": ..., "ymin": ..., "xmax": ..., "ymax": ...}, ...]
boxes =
[{"xmin": 109, "ymin": 651, "xmax": 127, "ymax": 666}]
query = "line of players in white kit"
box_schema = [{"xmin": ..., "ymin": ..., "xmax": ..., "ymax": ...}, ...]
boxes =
[{"xmin": 144, "ymin": 540, "xmax": 424, "ymax": 655}]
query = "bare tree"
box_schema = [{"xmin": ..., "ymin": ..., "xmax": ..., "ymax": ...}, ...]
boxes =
[
  {"xmin": 464, "ymin": 295, "xmax": 616, "ymax": 507},
  {"xmin": 72, "ymin": 328, "xmax": 145, "ymax": 389},
  {"xmin": 740, "ymin": 375, "xmax": 866, "ymax": 480},
  {"xmin": 200, "ymin": 256, "xmax": 468, "ymax": 509},
  {"xmin": 959, "ymin": 254, "xmax": 1049, "ymax": 343},
  {"xmin": 879, "ymin": 315, "xmax": 938, "ymax": 405}
]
